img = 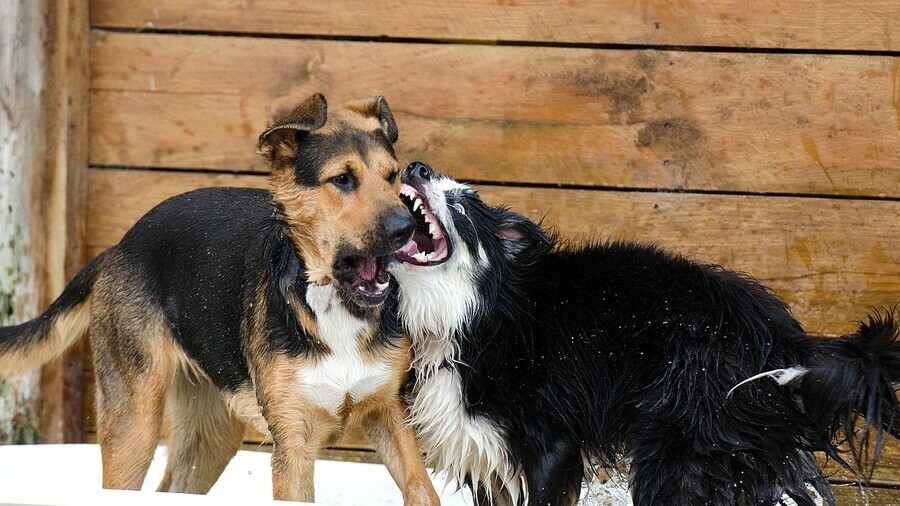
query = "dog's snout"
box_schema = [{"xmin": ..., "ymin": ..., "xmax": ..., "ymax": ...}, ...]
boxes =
[
  {"xmin": 403, "ymin": 162, "xmax": 432, "ymax": 183},
  {"xmin": 383, "ymin": 210, "xmax": 416, "ymax": 250}
]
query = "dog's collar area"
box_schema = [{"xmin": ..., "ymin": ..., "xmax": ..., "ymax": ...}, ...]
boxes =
[{"xmin": 396, "ymin": 184, "xmax": 451, "ymax": 266}]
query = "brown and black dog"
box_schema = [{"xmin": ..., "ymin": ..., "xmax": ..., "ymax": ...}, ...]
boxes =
[{"xmin": 0, "ymin": 93, "xmax": 440, "ymax": 505}]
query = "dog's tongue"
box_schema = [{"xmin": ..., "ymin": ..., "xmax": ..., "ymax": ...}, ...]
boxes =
[{"xmin": 358, "ymin": 257, "xmax": 378, "ymax": 281}]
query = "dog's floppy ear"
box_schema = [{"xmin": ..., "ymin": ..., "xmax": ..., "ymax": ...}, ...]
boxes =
[
  {"xmin": 341, "ymin": 96, "xmax": 399, "ymax": 144},
  {"xmin": 256, "ymin": 93, "xmax": 328, "ymax": 163},
  {"xmin": 497, "ymin": 209, "xmax": 550, "ymax": 258}
]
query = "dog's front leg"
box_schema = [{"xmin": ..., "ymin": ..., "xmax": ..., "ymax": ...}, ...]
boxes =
[
  {"xmin": 363, "ymin": 401, "xmax": 440, "ymax": 506},
  {"xmin": 257, "ymin": 357, "xmax": 338, "ymax": 502},
  {"xmin": 266, "ymin": 407, "xmax": 337, "ymax": 502},
  {"xmin": 270, "ymin": 431, "xmax": 315, "ymax": 502}
]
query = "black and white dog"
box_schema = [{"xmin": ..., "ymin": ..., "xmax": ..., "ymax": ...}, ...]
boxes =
[{"xmin": 389, "ymin": 161, "xmax": 900, "ymax": 506}]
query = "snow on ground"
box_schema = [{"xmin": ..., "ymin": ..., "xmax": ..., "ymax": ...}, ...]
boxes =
[
  {"xmin": 4, "ymin": 444, "xmax": 825, "ymax": 505},
  {"xmin": 0, "ymin": 444, "xmax": 474, "ymax": 505}
]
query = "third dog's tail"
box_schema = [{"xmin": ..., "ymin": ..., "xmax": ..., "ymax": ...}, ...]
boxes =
[
  {"xmin": 797, "ymin": 308, "xmax": 900, "ymax": 479},
  {"xmin": 0, "ymin": 252, "xmax": 107, "ymax": 378}
]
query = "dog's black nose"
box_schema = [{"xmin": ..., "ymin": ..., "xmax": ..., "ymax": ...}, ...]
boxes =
[
  {"xmin": 383, "ymin": 210, "xmax": 416, "ymax": 249},
  {"xmin": 404, "ymin": 161, "xmax": 432, "ymax": 182}
]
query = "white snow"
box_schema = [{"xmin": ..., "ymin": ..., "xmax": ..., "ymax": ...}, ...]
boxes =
[{"xmin": 0, "ymin": 444, "xmax": 474, "ymax": 505}]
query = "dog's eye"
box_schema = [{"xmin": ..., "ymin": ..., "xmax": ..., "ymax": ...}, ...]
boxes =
[
  {"xmin": 329, "ymin": 173, "xmax": 355, "ymax": 191},
  {"xmin": 386, "ymin": 169, "xmax": 398, "ymax": 185}
]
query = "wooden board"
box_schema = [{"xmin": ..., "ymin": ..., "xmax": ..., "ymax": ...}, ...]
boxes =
[
  {"xmin": 88, "ymin": 32, "xmax": 900, "ymax": 197},
  {"xmin": 0, "ymin": 0, "xmax": 48, "ymax": 445},
  {"xmin": 39, "ymin": 0, "xmax": 91, "ymax": 445},
  {"xmin": 823, "ymin": 485, "xmax": 900, "ymax": 505},
  {"xmin": 89, "ymin": 0, "xmax": 900, "ymax": 52},
  {"xmin": 86, "ymin": 168, "xmax": 899, "ymax": 337}
]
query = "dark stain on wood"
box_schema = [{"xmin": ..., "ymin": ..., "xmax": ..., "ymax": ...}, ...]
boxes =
[
  {"xmin": 572, "ymin": 70, "xmax": 650, "ymax": 122},
  {"xmin": 635, "ymin": 118, "xmax": 703, "ymax": 151}
]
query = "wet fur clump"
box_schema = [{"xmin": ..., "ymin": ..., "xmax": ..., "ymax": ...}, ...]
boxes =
[{"xmin": 390, "ymin": 164, "xmax": 900, "ymax": 506}]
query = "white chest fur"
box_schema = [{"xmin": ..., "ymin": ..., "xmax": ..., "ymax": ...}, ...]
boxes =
[
  {"xmin": 409, "ymin": 341, "xmax": 524, "ymax": 504},
  {"xmin": 299, "ymin": 284, "xmax": 392, "ymax": 416}
]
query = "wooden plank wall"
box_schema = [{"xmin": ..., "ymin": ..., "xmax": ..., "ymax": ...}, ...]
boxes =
[
  {"xmin": 84, "ymin": 1, "xmax": 899, "ymax": 501},
  {"xmin": 2, "ymin": 0, "xmax": 89, "ymax": 445}
]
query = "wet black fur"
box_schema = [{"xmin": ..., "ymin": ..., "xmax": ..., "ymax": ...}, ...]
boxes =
[{"xmin": 439, "ymin": 185, "xmax": 900, "ymax": 506}]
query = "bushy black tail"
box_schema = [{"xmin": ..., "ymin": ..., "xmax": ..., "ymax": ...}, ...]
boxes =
[
  {"xmin": 0, "ymin": 252, "xmax": 106, "ymax": 377},
  {"xmin": 798, "ymin": 309, "xmax": 900, "ymax": 480}
]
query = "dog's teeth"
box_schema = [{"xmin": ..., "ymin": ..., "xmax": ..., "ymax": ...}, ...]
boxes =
[
  {"xmin": 413, "ymin": 199, "xmax": 423, "ymax": 212},
  {"xmin": 414, "ymin": 251, "xmax": 427, "ymax": 262},
  {"xmin": 428, "ymin": 222, "xmax": 438, "ymax": 238},
  {"xmin": 375, "ymin": 280, "xmax": 389, "ymax": 291}
]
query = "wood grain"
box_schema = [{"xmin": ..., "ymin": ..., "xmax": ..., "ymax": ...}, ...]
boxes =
[
  {"xmin": 89, "ymin": 0, "xmax": 900, "ymax": 52},
  {"xmin": 1, "ymin": 0, "xmax": 51, "ymax": 445},
  {"xmin": 88, "ymin": 32, "xmax": 900, "ymax": 197},
  {"xmin": 833, "ymin": 485, "xmax": 900, "ymax": 505},
  {"xmin": 86, "ymin": 168, "xmax": 899, "ymax": 338},
  {"xmin": 39, "ymin": 0, "xmax": 91, "ymax": 445}
]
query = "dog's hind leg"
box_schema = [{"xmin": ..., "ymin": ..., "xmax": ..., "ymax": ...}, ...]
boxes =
[
  {"xmin": 157, "ymin": 366, "xmax": 245, "ymax": 494},
  {"xmin": 628, "ymin": 440, "xmax": 741, "ymax": 506},
  {"xmin": 92, "ymin": 310, "xmax": 174, "ymax": 490},
  {"xmin": 472, "ymin": 477, "xmax": 518, "ymax": 506},
  {"xmin": 518, "ymin": 437, "xmax": 583, "ymax": 506},
  {"xmin": 627, "ymin": 438, "xmax": 831, "ymax": 506}
]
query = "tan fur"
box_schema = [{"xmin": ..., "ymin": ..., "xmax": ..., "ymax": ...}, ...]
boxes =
[
  {"xmin": 157, "ymin": 361, "xmax": 246, "ymax": 494},
  {"xmin": 268, "ymin": 109, "xmax": 403, "ymax": 285},
  {"xmin": 250, "ymin": 97, "xmax": 436, "ymax": 502},
  {"xmin": 224, "ymin": 386, "xmax": 270, "ymax": 436},
  {"xmin": 91, "ymin": 265, "xmax": 177, "ymax": 490},
  {"xmin": 253, "ymin": 340, "xmax": 437, "ymax": 505},
  {"xmin": 348, "ymin": 339, "xmax": 441, "ymax": 506},
  {"xmin": 286, "ymin": 291, "xmax": 325, "ymax": 350},
  {"xmin": 0, "ymin": 300, "xmax": 91, "ymax": 377},
  {"xmin": 256, "ymin": 354, "xmax": 340, "ymax": 502}
]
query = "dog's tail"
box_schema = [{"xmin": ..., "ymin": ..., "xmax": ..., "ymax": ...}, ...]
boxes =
[
  {"xmin": 795, "ymin": 308, "xmax": 900, "ymax": 480},
  {"xmin": 0, "ymin": 252, "xmax": 107, "ymax": 378}
]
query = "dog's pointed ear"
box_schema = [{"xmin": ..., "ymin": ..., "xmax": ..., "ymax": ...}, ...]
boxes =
[
  {"xmin": 256, "ymin": 93, "xmax": 328, "ymax": 163},
  {"xmin": 341, "ymin": 96, "xmax": 399, "ymax": 144},
  {"xmin": 497, "ymin": 210, "xmax": 550, "ymax": 258}
]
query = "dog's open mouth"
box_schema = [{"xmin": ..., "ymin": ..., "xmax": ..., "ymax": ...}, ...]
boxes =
[
  {"xmin": 342, "ymin": 255, "xmax": 391, "ymax": 306},
  {"xmin": 396, "ymin": 184, "xmax": 451, "ymax": 266}
]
